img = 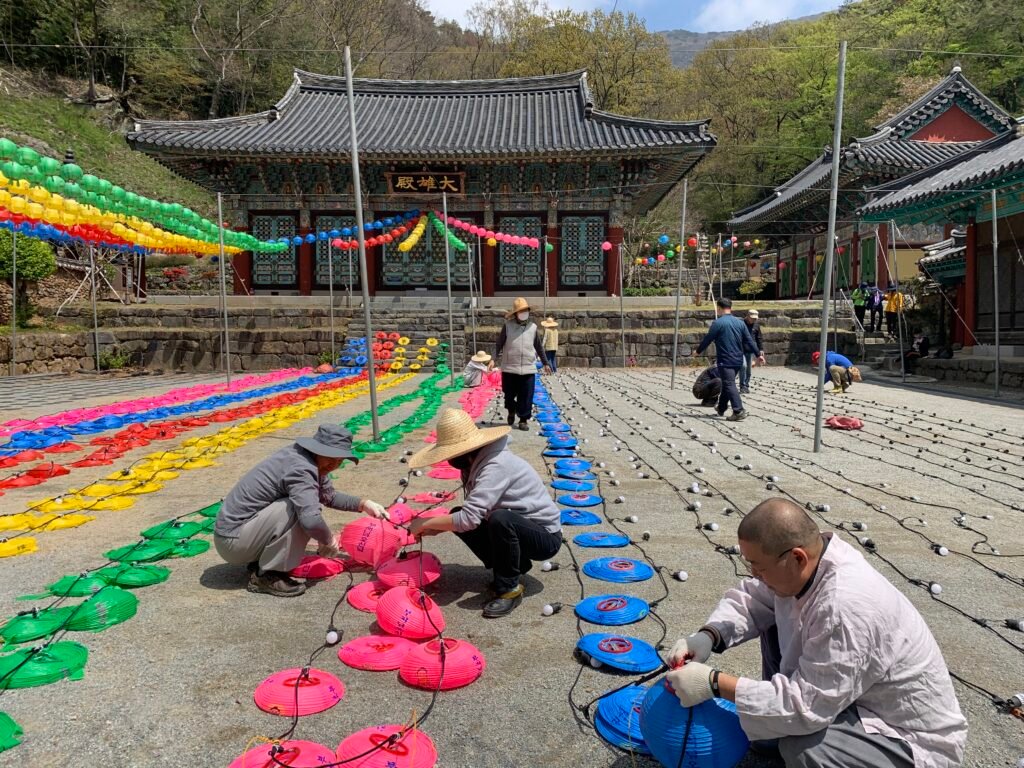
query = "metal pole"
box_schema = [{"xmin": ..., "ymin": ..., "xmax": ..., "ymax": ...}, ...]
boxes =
[
  {"xmin": 670, "ymin": 179, "xmax": 689, "ymax": 389},
  {"xmin": 813, "ymin": 40, "xmax": 847, "ymax": 454},
  {"xmin": 468, "ymin": 242, "xmax": 478, "ymax": 354},
  {"xmin": 217, "ymin": 192, "xmax": 232, "ymax": 385},
  {"xmin": 891, "ymin": 220, "xmax": 906, "ymax": 383},
  {"xmin": 89, "ymin": 245, "xmax": 100, "ymax": 373},
  {"xmin": 8, "ymin": 233, "xmax": 15, "ymax": 376},
  {"xmin": 991, "ymin": 189, "xmax": 1000, "ymax": 397},
  {"xmin": 345, "ymin": 45, "xmax": 380, "ymax": 440},
  {"xmin": 327, "ymin": 240, "xmax": 336, "ymax": 365},
  {"xmin": 617, "ymin": 243, "xmax": 626, "ymax": 368},
  {"xmin": 441, "ymin": 192, "xmax": 456, "ymax": 386},
  {"xmin": 715, "ymin": 234, "xmax": 722, "ymax": 313},
  {"xmin": 719, "ymin": 234, "xmax": 724, "ymax": 299}
]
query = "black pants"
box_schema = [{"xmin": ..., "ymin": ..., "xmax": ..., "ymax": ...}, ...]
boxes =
[
  {"xmin": 854, "ymin": 305, "xmax": 866, "ymax": 329},
  {"xmin": 868, "ymin": 306, "xmax": 882, "ymax": 332},
  {"xmin": 693, "ymin": 380, "xmax": 721, "ymax": 406},
  {"xmin": 501, "ymin": 371, "xmax": 536, "ymax": 422},
  {"xmin": 885, "ymin": 311, "xmax": 898, "ymax": 338},
  {"xmin": 717, "ymin": 365, "xmax": 743, "ymax": 413},
  {"xmin": 454, "ymin": 508, "xmax": 562, "ymax": 594}
]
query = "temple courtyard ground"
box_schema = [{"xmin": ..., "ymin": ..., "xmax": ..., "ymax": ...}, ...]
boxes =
[{"xmin": 0, "ymin": 366, "xmax": 1020, "ymax": 767}]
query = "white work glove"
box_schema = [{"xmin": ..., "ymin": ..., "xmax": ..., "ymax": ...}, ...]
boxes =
[
  {"xmin": 359, "ymin": 499, "xmax": 390, "ymax": 520},
  {"xmin": 317, "ymin": 539, "xmax": 341, "ymax": 559},
  {"xmin": 668, "ymin": 630, "xmax": 714, "ymax": 667},
  {"xmin": 666, "ymin": 661, "xmax": 715, "ymax": 707}
]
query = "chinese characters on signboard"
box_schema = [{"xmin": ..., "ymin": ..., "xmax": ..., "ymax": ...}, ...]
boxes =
[{"xmin": 387, "ymin": 172, "xmax": 465, "ymax": 195}]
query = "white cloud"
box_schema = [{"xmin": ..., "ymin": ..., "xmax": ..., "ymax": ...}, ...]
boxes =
[
  {"xmin": 691, "ymin": 0, "xmax": 839, "ymax": 32},
  {"xmin": 425, "ymin": 0, "xmax": 616, "ymax": 27}
]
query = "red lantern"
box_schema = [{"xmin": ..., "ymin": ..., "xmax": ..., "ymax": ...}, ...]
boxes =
[
  {"xmin": 687, "ymin": 237, "xmax": 697, "ymax": 248},
  {"xmin": 383, "ymin": 234, "xmax": 393, "ymax": 243},
  {"xmin": 779, "ymin": 262, "xmax": 788, "ymax": 270}
]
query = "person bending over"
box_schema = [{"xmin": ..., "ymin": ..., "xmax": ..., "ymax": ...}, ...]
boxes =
[
  {"xmin": 665, "ymin": 498, "xmax": 966, "ymax": 768},
  {"xmin": 214, "ymin": 424, "xmax": 389, "ymax": 597},
  {"xmin": 408, "ymin": 408, "xmax": 561, "ymax": 618}
]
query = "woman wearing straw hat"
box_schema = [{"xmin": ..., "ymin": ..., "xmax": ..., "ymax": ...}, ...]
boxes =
[
  {"xmin": 463, "ymin": 350, "xmax": 491, "ymax": 388},
  {"xmin": 541, "ymin": 316, "xmax": 559, "ymax": 373},
  {"xmin": 408, "ymin": 409, "xmax": 561, "ymax": 618},
  {"xmin": 493, "ymin": 297, "xmax": 551, "ymax": 430}
]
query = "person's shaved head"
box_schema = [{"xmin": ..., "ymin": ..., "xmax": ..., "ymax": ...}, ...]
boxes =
[{"xmin": 738, "ymin": 498, "xmax": 822, "ymax": 556}]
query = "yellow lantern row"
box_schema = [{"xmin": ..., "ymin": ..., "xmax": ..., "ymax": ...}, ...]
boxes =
[{"xmin": 397, "ymin": 215, "xmax": 429, "ymax": 253}]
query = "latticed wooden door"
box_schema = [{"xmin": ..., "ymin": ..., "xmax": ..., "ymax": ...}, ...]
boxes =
[
  {"xmin": 380, "ymin": 226, "xmax": 471, "ymax": 290},
  {"xmin": 860, "ymin": 237, "xmax": 877, "ymax": 285},
  {"xmin": 251, "ymin": 215, "xmax": 297, "ymax": 289},
  {"xmin": 560, "ymin": 216, "xmax": 605, "ymax": 288},
  {"xmin": 497, "ymin": 216, "xmax": 544, "ymax": 290},
  {"xmin": 312, "ymin": 215, "xmax": 359, "ymax": 289}
]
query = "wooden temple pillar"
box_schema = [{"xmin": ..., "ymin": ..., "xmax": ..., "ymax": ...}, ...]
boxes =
[
  {"xmin": 605, "ymin": 226, "xmax": 623, "ymax": 295},
  {"xmin": 545, "ymin": 223, "xmax": 559, "ymax": 297},
  {"xmin": 850, "ymin": 230, "xmax": 861, "ymax": 285},
  {"xmin": 963, "ymin": 217, "xmax": 977, "ymax": 345},
  {"xmin": 233, "ymin": 252, "xmax": 252, "ymax": 295}
]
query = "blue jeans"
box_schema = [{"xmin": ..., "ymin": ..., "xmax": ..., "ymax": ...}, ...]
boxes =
[
  {"xmin": 739, "ymin": 353, "xmax": 754, "ymax": 389},
  {"xmin": 545, "ymin": 350, "xmax": 557, "ymax": 372},
  {"xmin": 717, "ymin": 365, "xmax": 743, "ymax": 413}
]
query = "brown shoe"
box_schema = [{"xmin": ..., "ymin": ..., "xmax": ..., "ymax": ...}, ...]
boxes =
[
  {"xmin": 247, "ymin": 571, "xmax": 306, "ymax": 597},
  {"xmin": 482, "ymin": 584, "xmax": 524, "ymax": 618}
]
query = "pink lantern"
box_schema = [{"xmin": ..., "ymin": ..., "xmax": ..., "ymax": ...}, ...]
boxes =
[
  {"xmin": 657, "ymin": 254, "xmax": 666, "ymax": 262},
  {"xmin": 469, "ymin": 225, "xmax": 480, "ymax": 236},
  {"xmin": 731, "ymin": 236, "xmax": 738, "ymax": 243},
  {"xmin": 446, "ymin": 216, "xmax": 455, "ymax": 225},
  {"xmin": 744, "ymin": 240, "xmax": 751, "ymax": 248},
  {"xmin": 530, "ymin": 238, "xmax": 540, "ymax": 248},
  {"xmin": 331, "ymin": 238, "xmax": 343, "ymax": 248},
  {"xmin": 485, "ymin": 230, "xmax": 495, "ymax": 239},
  {"xmin": 601, "ymin": 241, "xmax": 612, "ymax": 251}
]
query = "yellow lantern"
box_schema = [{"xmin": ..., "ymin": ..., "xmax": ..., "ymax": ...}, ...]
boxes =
[{"xmin": 8, "ymin": 195, "xmax": 26, "ymax": 214}]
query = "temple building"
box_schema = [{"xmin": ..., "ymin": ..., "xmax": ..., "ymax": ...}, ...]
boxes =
[
  {"xmin": 727, "ymin": 67, "xmax": 1018, "ymax": 300},
  {"xmin": 128, "ymin": 70, "xmax": 715, "ymax": 297}
]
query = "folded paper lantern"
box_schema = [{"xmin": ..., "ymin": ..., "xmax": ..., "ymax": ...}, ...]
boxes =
[
  {"xmin": 561, "ymin": 509, "xmax": 602, "ymax": 526},
  {"xmin": 595, "ymin": 684, "xmax": 651, "ymax": 754},
  {"xmin": 574, "ymin": 532, "xmax": 630, "ymax": 548},
  {"xmin": 583, "ymin": 557, "xmax": 654, "ymax": 583},
  {"xmin": 375, "ymin": 587, "xmax": 445, "ymax": 640},
  {"xmin": 398, "ymin": 637, "xmax": 486, "ymax": 691},
  {"xmin": 640, "ymin": 682, "xmax": 749, "ymax": 768},
  {"xmin": 346, "ymin": 580, "xmax": 389, "ymax": 613},
  {"xmin": 577, "ymin": 634, "xmax": 661, "ymax": 673},
  {"xmin": 335, "ymin": 725, "xmax": 437, "ymax": 768},
  {"xmin": 575, "ymin": 595, "xmax": 650, "ymax": 626},
  {"xmin": 290, "ymin": 555, "xmax": 347, "ymax": 580},
  {"xmin": 0, "ymin": 641, "xmax": 88, "ymax": 689},
  {"xmin": 340, "ymin": 518, "xmax": 404, "ymax": 567},
  {"xmin": 559, "ymin": 493, "xmax": 602, "ymax": 508},
  {"xmin": 63, "ymin": 587, "xmax": 138, "ymax": 632},
  {"xmin": 376, "ymin": 552, "xmax": 442, "ymax": 589},
  {"xmin": 254, "ymin": 667, "xmax": 345, "ymax": 716},
  {"xmin": 338, "ymin": 635, "xmax": 417, "ymax": 671},
  {"xmin": 228, "ymin": 740, "xmax": 337, "ymax": 768}
]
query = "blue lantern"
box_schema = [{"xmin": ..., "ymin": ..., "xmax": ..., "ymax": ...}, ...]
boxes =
[
  {"xmin": 658, "ymin": 234, "xmax": 669, "ymax": 245},
  {"xmin": 291, "ymin": 236, "xmax": 303, "ymax": 246},
  {"xmin": 317, "ymin": 231, "xmax": 328, "ymax": 241},
  {"xmin": 304, "ymin": 233, "xmax": 316, "ymax": 244},
  {"xmin": 383, "ymin": 217, "xmax": 394, "ymax": 226},
  {"xmin": 640, "ymin": 683, "xmax": 749, "ymax": 768},
  {"xmin": 328, "ymin": 229, "xmax": 340, "ymax": 238},
  {"xmin": 373, "ymin": 220, "xmax": 383, "ymax": 229},
  {"xmin": 341, "ymin": 227, "xmax": 351, "ymax": 237}
]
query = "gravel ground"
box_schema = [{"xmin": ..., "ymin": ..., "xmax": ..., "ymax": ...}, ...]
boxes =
[{"xmin": 0, "ymin": 367, "xmax": 1022, "ymax": 768}]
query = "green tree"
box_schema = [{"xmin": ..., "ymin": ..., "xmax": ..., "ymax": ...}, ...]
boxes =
[{"xmin": 0, "ymin": 232, "xmax": 57, "ymax": 326}]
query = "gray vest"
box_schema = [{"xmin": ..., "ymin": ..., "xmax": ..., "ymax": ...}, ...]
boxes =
[{"xmin": 501, "ymin": 320, "xmax": 540, "ymax": 375}]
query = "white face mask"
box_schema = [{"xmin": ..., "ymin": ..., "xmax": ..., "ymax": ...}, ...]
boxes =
[{"xmin": 516, "ymin": 311, "xmax": 529, "ymax": 322}]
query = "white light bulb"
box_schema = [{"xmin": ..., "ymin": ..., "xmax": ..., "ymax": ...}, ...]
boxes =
[
  {"xmin": 627, "ymin": 515, "xmax": 638, "ymax": 523},
  {"xmin": 615, "ymin": 495, "xmax": 626, "ymax": 503},
  {"xmin": 936, "ymin": 546, "xmax": 949, "ymax": 556},
  {"xmin": 610, "ymin": 479, "xmax": 620, "ymax": 486},
  {"xmin": 673, "ymin": 570, "xmax": 689, "ymax": 582},
  {"xmin": 326, "ymin": 630, "xmax": 339, "ymax": 645},
  {"xmin": 929, "ymin": 582, "xmax": 942, "ymax": 595},
  {"xmin": 541, "ymin": 561, "xmax": 554, "ymax": 572},
  {"xmin": 590, "ymin": 656, "xmax": 603, "ymax": 669}
]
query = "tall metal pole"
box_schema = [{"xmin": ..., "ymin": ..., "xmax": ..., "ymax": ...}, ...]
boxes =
[
  {"xmin": 327, "ymin": 240, "xmax": 336, "ymax": 365},
  {"xmin": 617, "ymin": 243, "xmax": 627, "ymax": 368},
  {"xmin": 468, "ymin": 242, "xmax": 478, "ymax": 354},
  {"xmin": 345, "ymin": 45, "xmax": 380, "ymax": 440},
  {"xmin": 441, "ymin": 192, "xmax": 456, "ymax": 386},
  {"xmin": 891, "ymin": 220, "xmax": 906, "ymax": 383},
  {"xmin": 89, "ymin": 245, "xmax": 100, "ymax": 373},
  {"xmin": 8, "ymin": 233, "xmax": 15, "ymax": 376},
  {"xmin": 991, "ymin": 189, "xmax": 1000, "ymax": 397},
  {"xmin": 670, "ymin": 179, "xmax": 689, "ymax": 389},
  {"xmin": 813, "ymin": 40, "xmax": 847, "ymax": 453},
  {"xmin": 217, "ymin": 192, "xmax": 232, "ymax": 385}
]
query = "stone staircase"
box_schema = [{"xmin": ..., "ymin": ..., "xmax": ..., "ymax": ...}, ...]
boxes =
[{"xmin": 341, "ymin": 301, "xmax": 471, "ymax": 372}]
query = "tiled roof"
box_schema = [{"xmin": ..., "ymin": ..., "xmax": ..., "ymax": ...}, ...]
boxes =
[
  {"xmin": 727, "ymin": 67, "xmax": 1016, "ymax": 231},
  {"xmin": 127, "ymin": 70, "xmax": 715, "ymax": 159},
  {"xmin": 859, "ymin": 133, "xmax": 1024, "ymax": 218}
]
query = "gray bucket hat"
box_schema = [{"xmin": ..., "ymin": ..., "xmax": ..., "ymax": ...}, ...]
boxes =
[{"xmin": 296, "ymin": 424, "xmax": 360, "ymax": 462}]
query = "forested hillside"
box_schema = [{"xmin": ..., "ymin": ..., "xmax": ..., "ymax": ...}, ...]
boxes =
[{"xmin": 2, "ymin": 0, "xmax": 1021, "ymax": 231}]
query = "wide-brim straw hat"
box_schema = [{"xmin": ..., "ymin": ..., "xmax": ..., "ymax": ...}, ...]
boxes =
[
  {"xmin": 541, "ymin": 316, "xmax": 558, "ymax": 328},
  {"xmin": 506, "ymin": 297, "xmax": 531, "ymax": 317},
  {"xmin": 746, "ymin": 310, "xmax": 758, "ymax": 318},
  {"xmin": 408, "ymin": 409, "xmax": 510, "ymax": 468},
  {"xmin": 471, "ymin": 350, "xmax": 492, "ymax": 363}
]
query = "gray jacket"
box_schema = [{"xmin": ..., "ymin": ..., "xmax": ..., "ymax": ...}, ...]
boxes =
[
  {"xmin": 215, "ymin": 443, "xmax": 362, "ymax": 544},
  {"xmin": 496, "ymin": 319, "xmax": 546, "ymax": 375},
  {"xmin": 452, "ymin": 436, "xmax": 561, "ymax": 534}
]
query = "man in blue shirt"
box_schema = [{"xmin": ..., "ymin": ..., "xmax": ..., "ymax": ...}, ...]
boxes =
[
  {"xmin": 695, "ymin": 298, "xmax": 760, "ymax": 421},
  {"xmin": 812, "ymin": 350, "xmax": 854, "ymax": 393}
]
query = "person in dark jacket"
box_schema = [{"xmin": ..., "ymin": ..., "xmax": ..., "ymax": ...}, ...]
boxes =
[
  {"xmin": 739, "ymin": 309, "xmax": 766, "ymax": 394},
  {"xmin": 867, "ymin": 282, "xmax": 884, "ymax": 334},
  {"xmin": 493, "ymin": 297, "xmax": 551, "ymax": 430},
  {"xmin": 902, "ymin": 330, "xmax": 930, "ymax": 372},
  {"xmin": 695, "ymin": 298, "xmax": 759, "ymax": 421},
  {"xmin": 692, "ymin": 365, "xmax": 722, "ymax": 406}
]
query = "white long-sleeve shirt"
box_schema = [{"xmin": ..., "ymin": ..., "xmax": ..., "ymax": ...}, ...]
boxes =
[{"xmin": 705, "ymin": 533, "xmax": 967, "ymax": 768}]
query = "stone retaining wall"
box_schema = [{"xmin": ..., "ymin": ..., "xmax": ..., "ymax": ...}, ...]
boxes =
[{"xmin": 916, "ymin": 357, "xmax": 1024, "ymax": 390}]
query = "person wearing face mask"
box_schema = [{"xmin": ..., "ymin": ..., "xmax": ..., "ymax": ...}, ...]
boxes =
[
  {"xmin": 214, "ymin": 424, "xmax": 390, "ymax": 597},
  {"xmin": 407, "ymin": 408, "xmax": 561, "ymax": 618},
  {"xmin": 492, "ymin": 297, "xmax": 551, "ymax": 430},
  {"xmin": 665, "ymin": 498, "xmax": 966, "ymax": 768}
]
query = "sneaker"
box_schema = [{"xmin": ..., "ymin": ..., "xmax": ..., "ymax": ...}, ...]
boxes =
[
  {"xmin": 830, "ymin": 386, "xmax": 843, "ymax": 394},
  {"xmin": 715, "ymin": 408, "xmax": 727, "ymax": 417},
  {"xmin": 740, "ymin": 386, "xmax": 750, "ymax": 394},
  {"xmin": 506, "ymin": 411, "xmax": 515, "ymax": 426},
  {"xmin": 726, "ymin": 410, "xmax": 747, "ymax": 422},
  {"xmin": 482, "ymin": 583, "xmax": 524, "ymax": 618},
  {"xmin": 518, "ymin": 421, "xmax": 530, "ymax": 431},
  {"xmin": 246, "ymin": 571, "xmax": 306, "ymax": 597}
]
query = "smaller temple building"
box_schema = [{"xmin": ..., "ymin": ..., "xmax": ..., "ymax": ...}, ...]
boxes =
[{"xmin": 127, "ymin": 70, "xmax": 715, "ymax": 297}]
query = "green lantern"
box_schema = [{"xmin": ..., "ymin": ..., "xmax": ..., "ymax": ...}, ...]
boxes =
[
  {"xmin": 545, "ymin": 242, "xmax": 554, "ymax": 253},
  {"xmin": 44, "ymin": 175, "xmax": 66, "ymax": 194},
  {"xmin": 60, "ymin": 162, "xmax": 83, "ymax": 181},
  {"xmin": 0, "ymin": 161, "xmax": 23, "ymax": 181},
  {"xmin": 24, "ymin": 166, "xmax": 43, "ymax": 185},
  {"xmin": 14, "ymin": 147, "xmax": 40, "ymax": 167},
  {"xmin": 110, "ymin": 185, "xmax": 125, "ymax": 202},
  {"xmin": 37, "ymin": 156, "xmax": 61, "ymax": 176},
  {"xmin": 63, "ymin": 181, "xmax": 82, "ymax": 200},
  {"xmin": 97, "ymin": 178, "xmax": 112, "ymax": 196},
  {"xmin": 80, "ymin": 173, "xmax": 99, "ymax": 192},
  {"xmin": 0, "ymin": 138, "xmax": 17, "ymax": 160}
]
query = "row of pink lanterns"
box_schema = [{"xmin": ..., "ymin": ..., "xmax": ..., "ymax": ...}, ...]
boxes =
[{"xmin": 442, "ymin": 215, "xmax": 542, "ymax": 248}]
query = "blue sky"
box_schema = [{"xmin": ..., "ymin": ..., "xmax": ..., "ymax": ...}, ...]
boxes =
[{"xmin": 426, "ymin": 0, "xmax": 843, "ymax": 33}]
